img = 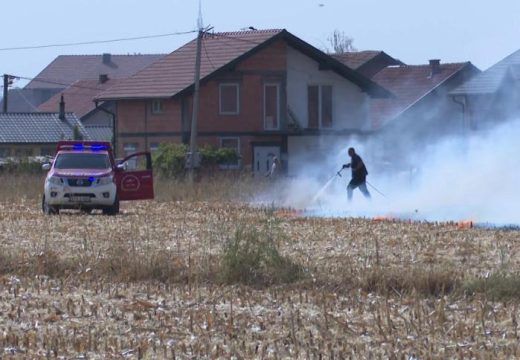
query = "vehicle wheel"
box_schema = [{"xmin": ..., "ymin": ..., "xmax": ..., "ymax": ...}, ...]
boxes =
[
  {"xmin": 103, "ymin": 197, "xmax": 120, "ymax": 216},
  {"xmin": 80, "ymin": 207, "xmax": 93, "ymax": 214},
  {"xmin": 42, "ymin": 194, "xmax": 59, "ymax": 215}
]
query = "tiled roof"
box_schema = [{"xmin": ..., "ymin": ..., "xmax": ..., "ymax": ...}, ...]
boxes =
[
  {"xmin": 25, "ymin": 54, "xmax": 165, "ymax": 90},
  {"xmin": 0, "ymin": 88, "xmax": 60, "ymax": 112},
  {"xmin": 84, "ymin": 125, "xmax": 113, "ymax": 142},
  {"xmin": 451, "ymin": 49, "xmax": 520, "ymax": 95},
  {"xmin": 0, "ymin": 112, "xmax": 88, "ymax": 143},
  {"xmin": 97, "ymin": 30, "xmax": 284, "ymax": 100},
  {"xmin": 332, "ymin": 51, "xmax": 383, "ymax": 69},
  {"xmin": 97, "ymin": 29, "xmax": 390, "ymax": 100},
  {"xmin": 38, "ymin": 79, "xmax": 121, "ymax": 118},
  {"xmin": 371, "ymin": 63, "xmax": 471, "ymax": 129}
]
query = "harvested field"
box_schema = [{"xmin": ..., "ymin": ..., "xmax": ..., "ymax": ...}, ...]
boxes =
[{"xmin": 1, "ymin": 175, "xmax": 520, "ymax": 358}]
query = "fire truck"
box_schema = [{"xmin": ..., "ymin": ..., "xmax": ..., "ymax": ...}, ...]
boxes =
[{"xmin": 42, "ymin": 141, "xmax": 154, "ymax": 215}]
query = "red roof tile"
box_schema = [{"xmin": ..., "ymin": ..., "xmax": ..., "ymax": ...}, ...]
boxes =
[
  {"xmin": 25, "ymin": 54, "xmax": 164, "ymax": 89},
  {"xmin": 332, "ymin": 51, "xmax": 383, "ymax": 69},
  {"xmin": 37, "ymin": 79, "xmax": 121, "ymax": 118},
  {"xmin": 96, "ymin": 30, "xmax": 284, "ymax": 100},
  {"xmin": 370, "ymin": 63, "xmax": 470, "ymax": 129},
  {"xmin": 97, "ymin": 29, "xmax": 391, "ymax": 100}
]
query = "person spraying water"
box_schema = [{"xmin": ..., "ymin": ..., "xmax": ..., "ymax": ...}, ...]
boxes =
[{"xmin": 343, "ymin": 147, "xmax": 371, "ymax": 201}]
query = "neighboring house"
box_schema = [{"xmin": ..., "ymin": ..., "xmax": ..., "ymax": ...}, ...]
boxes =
[
  {"xmin": 368, "ymin": 60, "xmax": 480, "ymax": 168},
  {"xmin": 0, "ymin": 53, "xmax": 164, "ymax": 112},
  {"xmin": 450, "ymin": 49, "xmax": 520, "ymax": 131},
  {"xmin": 0, "ymin": 111, "xmax": 88, "ymax": 158},
  {"xmin": 333, "ymin": 50, "xmax": 403, "ymax": 78},
  {"xmin": 38, "ymin": 77, "xmax": 120, "ymax": 143},
  {"xmin": 96, "ymin": 29, "xmax": 390, "ymax": 176}
]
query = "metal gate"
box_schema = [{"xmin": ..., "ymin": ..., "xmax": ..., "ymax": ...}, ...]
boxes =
[{"xmin": 253, "ymin": 146, "xmax": 280, "ymax": 177}]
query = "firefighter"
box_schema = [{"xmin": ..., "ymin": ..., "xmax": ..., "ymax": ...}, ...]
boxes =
[{"xmin": 342, "ymin": 147, "xmax": 371, "ymax": 201}]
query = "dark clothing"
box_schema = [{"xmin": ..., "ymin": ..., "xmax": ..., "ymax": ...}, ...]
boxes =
[
  {"xmin": 347, "ymin": 179, "xmax": 371, "ymax": 201},
  {"xmin": 350, "ymin": 153, "xmax": 368, "ymax": 182},
  {"xmin": 344, "ymin": 153, "xmax": 370, "ymax": 201}
]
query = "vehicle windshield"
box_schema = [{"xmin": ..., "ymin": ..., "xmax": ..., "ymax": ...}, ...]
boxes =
[{"xmin": 54, "ymin": 153, "xmax": 111, "ymax": 170}]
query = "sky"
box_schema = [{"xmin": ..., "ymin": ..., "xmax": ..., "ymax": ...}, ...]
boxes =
[{"xmin": 2, "ymin": 0, "xmax": 520, "ymax": 88}]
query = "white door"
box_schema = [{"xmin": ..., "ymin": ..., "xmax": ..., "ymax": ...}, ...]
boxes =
[{"xmin": 254, "ymin": 146, "xmax": 280, "ymax": 177}]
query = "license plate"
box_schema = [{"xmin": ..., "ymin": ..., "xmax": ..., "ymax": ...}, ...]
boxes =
[{"xmin": 69, "ymin": 196, "xmax": 91, "ymax": 203}]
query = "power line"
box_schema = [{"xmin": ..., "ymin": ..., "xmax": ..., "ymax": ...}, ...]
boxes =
[
  {"xmin": 0, "ymin": 30, "xmax": 197, "ymax": 52},
  {"xmin": 209, "ymin": 32, "xmax": 264, "ymax": 46},
  {"xmin": 14, "ymin": 76, "xmax": 105, "ymax": 91},
  {"xmin": 15, "ymin": 88, "xmax": 40, "ymax": 111},
  {"xmin": 202, "ymin": 36, "xmax": 216, "ymax": 71}
]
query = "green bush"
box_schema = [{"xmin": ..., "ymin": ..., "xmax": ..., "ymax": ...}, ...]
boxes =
[
  {"xmin": 152, "ymin": 143, "xmax": 188, "ymax": 177},
  {"xmin": 221, "ymin": 223, "xmax": 302, "ymax": 287},
  {"xmin": 152, "ymin": 143, "xmax": 240, "ymax": 177}
]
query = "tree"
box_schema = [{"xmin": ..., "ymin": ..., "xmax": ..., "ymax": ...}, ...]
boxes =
[
  {"xmin": 72, "ymin": 125, "xmax": 84, "ymax": 140},
  {"xmin": 326, "ymin": 29, "xmax": 357, "ymax": 54}
]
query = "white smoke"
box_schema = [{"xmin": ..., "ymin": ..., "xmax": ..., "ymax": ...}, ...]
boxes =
[{"xmin": 261, "ymin": 119, "xmax": 520, "ymax": 225}]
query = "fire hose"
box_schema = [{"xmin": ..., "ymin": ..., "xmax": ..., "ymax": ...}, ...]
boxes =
[{"xmin": 337, "ymin": 168, "xmax": 387, "ymax": 198}]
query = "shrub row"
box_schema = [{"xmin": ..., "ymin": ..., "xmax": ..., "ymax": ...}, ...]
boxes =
[{"xmin": 0, "ymin": 143, "xmax": 240, "ymax": 177}]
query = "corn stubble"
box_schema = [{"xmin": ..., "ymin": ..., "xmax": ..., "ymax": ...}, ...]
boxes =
[{"xmin": 0, "ymin": 177, "xmax": 520, "ymax": 358}]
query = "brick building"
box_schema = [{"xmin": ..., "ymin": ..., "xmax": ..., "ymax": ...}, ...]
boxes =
[{"xmin": 97, "ymin": 29, "xmax": 389, "ymax": 175}]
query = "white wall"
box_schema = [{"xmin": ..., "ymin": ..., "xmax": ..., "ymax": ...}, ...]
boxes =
[{"xmin": 286, "ymin": 46, "xmax": 370, "ymax": 130}]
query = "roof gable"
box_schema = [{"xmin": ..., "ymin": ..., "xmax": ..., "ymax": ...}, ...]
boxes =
[
  {"xmin": 0, "ymin": 112, "xmax": 88, "ymax": 143},
  {"xmin": 332, "ymin": 51, "xmax": 394, "ymax": 69},
  {"xmin": 38, "ymin": 79, "xmax": 121, "ymax": 118},
  {"xmin": 451, "ymin": 49, "xmax": 520, "ymax": 95},
  {"xmin": 97, "ymin": 29, "xmax": 391, "ymax": 101},
  {"xmin": 25, "ymin": 54, "xmax": 165, "ymax": 90},
  {"xmin": 0, "ymin": 88, "xmax": 60, "ymax": 112},
  {"xmin": 371, "ymin": 62, "xmax": 474, "ymax": 128}
]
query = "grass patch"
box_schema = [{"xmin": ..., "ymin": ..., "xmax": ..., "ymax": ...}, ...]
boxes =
[
  {"xmin": 358, "ymin": 266, "xmax": 460, "ymax": 297},
  {"xmin": 221, "ymin": 224, "xmax": 303, "ymax": 287},
  {"xmin": 463, "ymin": 272, "xmax": 520, "ymax": 300}
]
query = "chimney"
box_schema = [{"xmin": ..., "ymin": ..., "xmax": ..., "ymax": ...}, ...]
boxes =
[
  {"xmin": 59, "ymin": 94, "xmax": 65, "ymax": 121},
  {"xmin": 102, "ymin": 53, "xmax": 111, "ymax": 65},
  {"xmin": 429, "ymin": 59, "xmax": 441, "ymax": 77},
  {"xmin": 99, "ymin": 74, "xmax": 109, "ymax": 84}
]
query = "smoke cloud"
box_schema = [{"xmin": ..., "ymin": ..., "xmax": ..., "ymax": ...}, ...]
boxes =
[{"xmin": 259, "ymin": 119, "xmax": 520, "ymax": 225}]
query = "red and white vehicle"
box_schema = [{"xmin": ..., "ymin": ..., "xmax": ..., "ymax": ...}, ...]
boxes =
[{"xmin": 42, "ymin": 141, "xmax": 154, "ymax": 215}]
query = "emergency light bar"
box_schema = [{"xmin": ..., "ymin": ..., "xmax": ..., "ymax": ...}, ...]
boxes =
[{"xmin": 56, "ymin": 141, "xmax": 112, "ymax": 152}]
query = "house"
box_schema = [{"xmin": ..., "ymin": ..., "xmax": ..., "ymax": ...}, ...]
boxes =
[
  {"xmin": 0, "ymin": 109, "xmax": 88, "ymax": 158},
  {"xmin": 37, "ymin": 77, "xmax": 121, "ymax": 143},
  {"xmin": 96, "ymin": 29, "xmax": 390, "ymax": 175},
  {"xmin": 0, "ymin": 54, "xmax": 164, "ymax": 112},
  {"xmin": 450, "ymin": 49, "xmax": 520, "ymax": 131},
  {"xmin": 367, "ymin": 60, "xmax": 480, "ymax": 168}
]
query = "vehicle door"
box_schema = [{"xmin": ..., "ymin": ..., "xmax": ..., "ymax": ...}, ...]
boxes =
[{"xmin": 115, "ymin": 152, "xmax": 154, "ymax": 200}]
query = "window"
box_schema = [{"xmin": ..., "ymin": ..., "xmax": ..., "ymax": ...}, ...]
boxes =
[
  {"xmin": 54, "ymin": 153, "xmax": 111, "ymax": 170},
  {"xmin": 150, "ymin": 143, "xmax": 159, "ymax": 153},
  {"xmin": 40, "ymin": 147, "xmax": 54, "ymax": 156},
  {"xmin": 264, "ymin": 84, "xmax": 280, "ymax": 130},
  {"xmin": 151, "ymin": 99, "xmax": 163, "ymax": 114},
  {"xmin": 307, "ymin": 85, "xmax": 333, "ymax": 128},
  {"xmin": 0, "ymin": 148, "xmax": 10, "ymax": 157},
  {"xmin": 14, "ymin": 148, "xmax": 33, "ymax": 157},
  {"xmin": 220, "ymin": 137, "xmax": 240, "ymax": 169},
  {"xmin": 219, "ymin": 83, "xmax": 239, "ymax": 115}
]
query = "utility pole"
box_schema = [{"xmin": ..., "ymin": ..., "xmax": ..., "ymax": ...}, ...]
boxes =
[
  {"xmin": 187, "ymin": 29, "xmax": 203, "ymax": 181},
  {"xmin": 3, "ymin": 74, "xmax": 8, "ymax": 113}
]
